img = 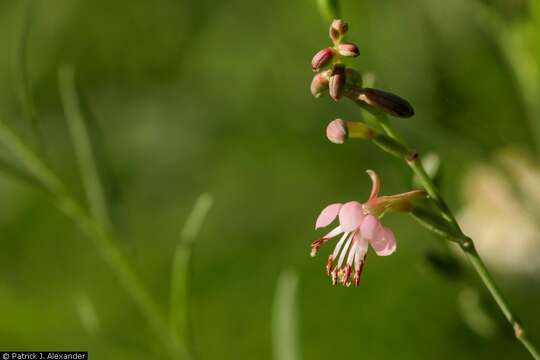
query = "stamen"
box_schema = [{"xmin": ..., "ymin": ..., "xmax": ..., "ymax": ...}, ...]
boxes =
[
  {"xmin": 331, "ymin": 268, "xmax": 339, "ymax": 285},
  {"xmin": 353, "ymin": 257, "xmax": 366, "ymax": 287},
  {"xmin": 342, "ymin": 265, "xmax": 352, "ymax": 286},
  {"xmin": 310, "ymin": 238, "xmax": 325, "ymax": 257},
  {"xmin": 346, "ymin": 239, "xmax": 358, "ymax": 266},
  {"xmin": 326, "ymin": 254, "xmax": 334, "ymax": 275},
  {"xmin": 353, "ymin": 270, "xmax": 361, "ymax": 287},
  {"xmin": 311, "ymin": 226, "xmax": 343, "ymax": 257},
  {"xmin": 337, "ymin": 233, "xmax": 353, "ymax": 268},
  {"xmin": 332, "ymin": 232, "xmax": 349, "ymax": 259}
]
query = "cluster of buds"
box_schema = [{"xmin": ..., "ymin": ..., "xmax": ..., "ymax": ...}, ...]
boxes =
[
  {"xmin": 311, "ymin": 20, "xmax": 361, "ymax": 101},
  {"xmin": 310, "ymin": 19, "xmax": 415, "ymax": 118}
]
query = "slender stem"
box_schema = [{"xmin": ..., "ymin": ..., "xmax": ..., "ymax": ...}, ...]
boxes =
[
  {"xmin": 375, "ymin": 114, "xmax": 459, "ymax": 226},
  {"xmin": 317, "ymin": 0, "xmax": 340, "ymax": 22},
  {"xmin": 170, "ymin": 193, "xmax": 213, "ymax": 359},
  {"xmin": 59, "ymin": 64, "xmax": 110, "ymax": 230},
  {"xmin": 368, "ymin": 113, "xmax": 540, "ymax": 359},
  {"xmin": 463, "ymin": 241, "xmax": 540, "ymax": 360}
]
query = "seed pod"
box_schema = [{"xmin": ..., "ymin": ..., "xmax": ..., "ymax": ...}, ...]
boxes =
[
  {"xmin": 358, "ymin": 88, "xmax": 415, "ymax": 118},
  {"xmin": 310, "ymin": 70, "xmax": 330, "ymax": 98},
  {"xmin": 329, "ymin": 64, "xmax": 346, "ymax": 101},
  {"xmin": 337, "ymin": 43, "xmax": 359, "ymax": 57},
  {"xmin": 329, "ymin": 19, "xmax": 348, "ymax": 43},
  {"xmin": 311, "ymin": 48, "xmax": 334, "ymax": 71}
]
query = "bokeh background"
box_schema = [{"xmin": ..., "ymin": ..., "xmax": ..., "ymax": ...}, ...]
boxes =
[{"xmin": 0, "ymin": 0, "xmax": 540, "ymax": 359}]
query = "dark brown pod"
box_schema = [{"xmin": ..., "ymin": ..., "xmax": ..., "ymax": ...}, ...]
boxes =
[{"xmin": 358, "ymin": 88, "xmax": 415, "ymax": 118}]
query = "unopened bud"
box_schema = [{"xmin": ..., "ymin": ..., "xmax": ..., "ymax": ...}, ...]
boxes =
[
  {"xmin": 357, "ymin": 88, "xmax": 415, "ymax": 118},
  {"xmin": 337, "ymin": 43, "xmax": 359, "ymax": 57},
  {"xmin": 326, "ymin": 119, "xmax": 347, "ymax": 144},
  {"xmin": 329, "ymin": 19, "xmax": 348, "ymax": 43},
  {"xmin": 311, "ymin": 48, "xmax": 334, "ymax": 71},
  {"xmin": 310, "ymin": 70, "xmax": 330, "ymax": 98},
  {"xmin": 329, "ymin": 64, "xmax": 346, "ymax": 101},
  {"xmin": 326, "ymin": 119, "xmax": 375, "ymax": 144}
]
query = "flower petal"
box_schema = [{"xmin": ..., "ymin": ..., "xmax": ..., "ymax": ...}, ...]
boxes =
[
  {"xmin": 366, "ymin": 169, "xmax": 380, "ymax": 202},
  {"xmin": 339, "ymin": 201, "xmax": 364, "ymax": 232},
  {"xmin": 315, "ymin": 203, "xmax": 342, "ymax": 229},
  {"xmin": 360, "ymin": 214, "xmax": 382, "ymax": 240},
  {"xmin": 371, "ymin": 226, "xmax": 396, "ymax": 256}
]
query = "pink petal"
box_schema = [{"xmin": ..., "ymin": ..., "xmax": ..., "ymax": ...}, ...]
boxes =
[
  {"xmin": 338, "ymin": 201, "xmax": 364, "ymax": 232},
  {"xmin": 366, "ymin": 170, "xmax": 380, "ymax": 202},
  {"xmin": 360, "ymin": 214, "xmax": 382, "ymax": 240},
  {"xmin": 315, "ymin": 203, "xmax": 342, "ymax": 229},
  {"xmin": 371, "ymin": 226, "xmax": 396, "ymax": 256}
]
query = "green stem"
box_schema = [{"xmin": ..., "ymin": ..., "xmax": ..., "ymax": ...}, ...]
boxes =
[
  {"xmin": 367, "ymin": 113, "xmax": 540, "ymax": 359},
  {"xmin": 463, "ymin": 241, "xmax": 540, "ymax": 360},
  {"xmin": 375, "ymin": 114, "xmax": 459, "ymax": 226},
  {"xmin": 317, "ymin": 0, "xmax": 340, "ymax": 22}
]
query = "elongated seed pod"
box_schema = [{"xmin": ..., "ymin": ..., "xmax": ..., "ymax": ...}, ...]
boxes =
[{"xmin": 358, "ymin": 88, "xmax": 415, "ymax": 118}]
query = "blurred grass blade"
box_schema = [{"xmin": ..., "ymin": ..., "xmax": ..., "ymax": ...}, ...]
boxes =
[
  {"xmin": 317, "ymin": 0, "xmax": 340, "ymax": 22},
  {"xmin": 170, "ymin": 193, "xmax": 213, "ymax": 352},
  {"xmin": 458, "ymin": 287, "xmax": 498, "ymax": 338},
  {"xmin": 15, "ymin": 0, "xmax": 42, "ymax": 149},
  {"xmin": 0, "ymin": 156, "xmax": 44, "ymax": 189},
  {"xmin": 272, "ymin": 270, "xmax": 301, "ymax": 360},
  {"xmin": 59, "ymin": 64, "xmax": 110, "ymax": 230},
  {"xmin": 0, "ymin": 119, "xmax": 63, "ymax": 195},
  {"xmin": 75, "ymin": 293, "xmax": 101, "ymax": 336},
  {"xmin": 181, "ymin": 193, "xmax": 214, "ymax": 244},
  {"xmin": 0, "ymin": 118, "xmax": 175, "ymax": 357},
  {"xmin": 470, "ymin": 0, "xmax": 540, "ymax": 155}
]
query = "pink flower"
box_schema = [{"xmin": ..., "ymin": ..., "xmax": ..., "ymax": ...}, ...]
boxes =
[{"xmin": 311, "ymin": 170, "xmax": 426, "ymax": 287}]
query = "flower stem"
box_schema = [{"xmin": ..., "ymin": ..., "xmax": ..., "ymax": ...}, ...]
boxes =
[
  {"xmin": 463, "ymin": 241, "xmax": 540, "ymax": 360},
  {"xmin": 368, "ymin": 113, "xmax": 540, "ymax": 359},
  {"xmin": 317, "ymin": 0, "xmax": 340, "ymax": 22}
]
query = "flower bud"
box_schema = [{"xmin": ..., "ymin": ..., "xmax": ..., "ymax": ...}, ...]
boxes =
[
  {"xmin": 329, "ymin": 19, "xmax": 348, "ymax": 43},
  {"xmin": 310, "ymin": 70, "xmax": 330, "ymax": 98},
  {"xmin": 357, "ymin": 88, "xmax": 415, "ymax": 118},
  {"xmin": 326, "ymin": 119, "xmax": 347, "ymax": 144},
  {"xmin": 311, "ymin": 48, "xmax": 334, "ymax": 71},
  {"xmin": 337, "ymin": 43, "xmax": 359, "ymax": 57},
  {"xmin": 326, "ymin": 119, "xmax": 375, "ymax": 144},
  {"xmin": 329, "ymin": 64, "xmax": 346, "ymax": 101}
]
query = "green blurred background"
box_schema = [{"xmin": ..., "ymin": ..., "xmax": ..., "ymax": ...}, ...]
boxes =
[{"xmin": 0, "ymin": 0, "xmax": 539, "ymax": 358}]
